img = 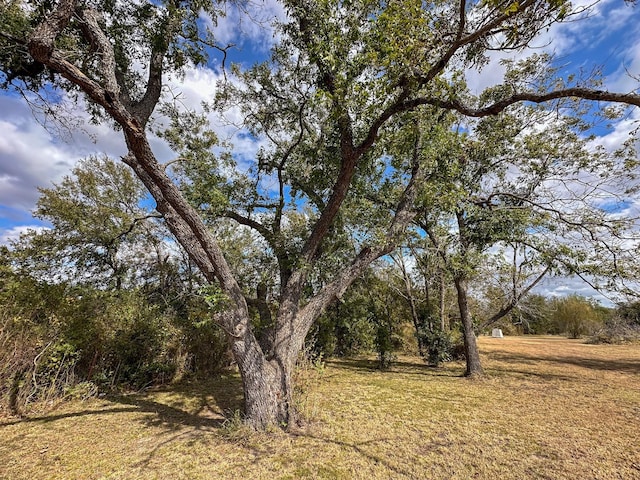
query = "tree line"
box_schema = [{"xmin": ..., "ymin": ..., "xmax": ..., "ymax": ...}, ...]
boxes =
[{"xmin": 1, "ymin": 155, "xmax": 637, "ymax": 416}]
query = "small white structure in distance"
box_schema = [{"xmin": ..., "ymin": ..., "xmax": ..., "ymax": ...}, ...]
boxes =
[{"xmin": 491, "ymin": 328, "xmax": 504, "ymax": 338}]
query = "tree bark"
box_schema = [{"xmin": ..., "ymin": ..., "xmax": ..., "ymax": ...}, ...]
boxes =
[
  {"xmin": 454, "ymin": 276, "xmax": 484, "ymax": 377},
  {"xmin": 233, "ymin": 337, "xmax": 294, "ymax": 429},
  {"xmin": 439, "ymin": 269, "xmax": 448, "ymax": 331},
  {"xmin": 395, "ymin": 253, "xmax": 425, "ymax": 356}
]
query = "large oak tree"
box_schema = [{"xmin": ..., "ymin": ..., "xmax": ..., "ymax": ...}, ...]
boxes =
[{"xmin": 1, "ymin": 0, "xmax": 639, "ymax": 429}]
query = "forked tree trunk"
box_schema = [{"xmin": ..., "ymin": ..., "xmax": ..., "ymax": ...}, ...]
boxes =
[
  {"xmin": 24, "ymin": 0, "xmax": 425, "ymax": 431},
  {"xmin": 454, "ymin": 276, "xmax": 484, "ymax": 377},
  {"xmin": 231, "ymin": 306, "xmax": 311, "ymax": 429},
  {"xmin": 231, "ymin": 334, "xmax": 296, "ymax": 429},
  {"xmin": 239, "ymin": 358, "xmax": 293, "ymax": 429}
]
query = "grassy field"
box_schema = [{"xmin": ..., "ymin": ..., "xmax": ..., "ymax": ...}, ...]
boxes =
[{"xmin": 1, "ymin": 336, "xmax": 639, "ymax": 479}]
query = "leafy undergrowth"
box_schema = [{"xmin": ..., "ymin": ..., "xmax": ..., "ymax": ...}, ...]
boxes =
[{"xmin": 1, "ymin": 336, "xmax": 639, "ymax": 479}]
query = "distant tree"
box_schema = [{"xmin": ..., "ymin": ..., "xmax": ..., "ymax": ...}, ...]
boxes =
[
  {"xmin": 366, "ymin": 266, "xmax": 411, "ymax": 369},
  {"xmin": 391, "ymin": 250, "xmax": 429, "ymax": 356},
  {"xmin": 552, "ymin": 295, "xmax": 605, "ymax": 339},
  {"xmin": 12, "ymin": 156, "xmax": 162, "ymax": 290},
  {"xmin": 616, "ymin": 301, "xmax": 640, "ymax": 327},
  {"xmin": 416, "ymin": 105, "xmax": 639, "ymax": 376}
]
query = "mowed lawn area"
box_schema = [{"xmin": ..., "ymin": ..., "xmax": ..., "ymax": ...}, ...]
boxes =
[{"xmin": 1, "ymin": 336, "xmax": 638, "ymax": 479}]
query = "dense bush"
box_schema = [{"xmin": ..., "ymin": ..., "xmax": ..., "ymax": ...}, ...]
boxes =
[
  {"xmin": 0, "ymin": 157, "xmax": 235, "ymax": 414},
  {"xmin": 0, "ymin": 270, "xmax": 230, "ymax": 415},
  {"xmin": 311, "ymin": 310, "xmax": 376, "ymax": 359},
  {"xmin": 417, "ymin": 327, "xmax": 465, "ymax": 366},
  {"xmin": 307, "ymin": 271, "xmax": 410, "ymax": 363},
  {"xmin": 552, "ymin": 295, "xmax": 607, "ymax": 339},
  {"xmin": 617, "ymin": 301, "xmax": 640, "ymax": 327},
  {"xmin": 589, "ymin": 302, "xmax": 640, "ymax": 344},
  {"xmin": 375, "ymin": 322, "xmax": 397, "ymax": 369},
  {"xmin": 589, "ymin": 320, "xmax": 640, "ymax": 344},
  {"xmin": 418, "ymin": 328, "xmax": 452, "ymax": 366}
]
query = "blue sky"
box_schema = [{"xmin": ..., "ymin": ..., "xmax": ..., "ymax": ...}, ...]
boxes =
[{"xmin": 0, "ymin": 0, "xmax": 638, "ymax": 302}]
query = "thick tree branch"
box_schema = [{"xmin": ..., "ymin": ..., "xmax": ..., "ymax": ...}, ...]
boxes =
[
  {"xmin": 412, "ymin": 88, "xmax": 640, "ymax": 116},
  {"xmin": 355, "ymin": 0, "xmax": 547, "ymax": 155},
  {"xmin": 131, "ymin": 44, "xmax": 164, "ymax": 125},
  {"xmin": 223, "ymin": 210, "xmax": 274, "ymax": 243},
  {"xmin": 295, "ymin": 133, "xmax": 429, "ymax": 340},
  {"xmin": 26, "ymin": 0, "xmax": 255, "ymax": 341},
  {"xmin": 28, "ymin": 0, "xmax": 76, "ymax": 60},
  {"xmin": 76, "ymin": 8, "xmax": 119, "ymax": 99}
]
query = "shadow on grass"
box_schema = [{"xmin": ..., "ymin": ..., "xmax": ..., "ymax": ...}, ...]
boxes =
[
  {"xmin": 0, "ymin": 371, "xmax": 245, "ymax": 431},
  {"xmin": 484, "ymin": 366, "xmax": 576, "ymax": 382},
  {"xmin": 489, "ymin": 351, "xmax": 640, "ymax": 375},
  {"xmin": 291, "ymin": 431, "xmax": 415, "ymax": 478},
  {"xmin": 0, "ymin": 406, "xmax": 141, "ymax": 427},
  {"xmin": 327, "ymin": 357, "xmax": 466, "ymax": 378}
]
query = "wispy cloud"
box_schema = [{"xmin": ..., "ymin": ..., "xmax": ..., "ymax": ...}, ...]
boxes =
[{"xmin": 0, "ymin": 224, "xmax": 49, "ymax": 246}]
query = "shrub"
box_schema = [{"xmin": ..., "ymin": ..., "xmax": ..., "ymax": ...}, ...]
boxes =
[
  {"xmin": 131, "ymin": 362, "xmax": 177, "ymax": 388},
  {"xmin": 552, "ymin": 295, "xmax": 604, "ymax": 339},
  {"xmin": 64, "ymin": 381, "xmax": 98, "ymax": 400},
  {"xmin": 1, "ymin": 338, "xmax": 80, "ymax": 416},
  {"xmin": 418, "ymin": 328, "xmax": 465, "ymax": 366},
  {"xmin": 419, "ymin": 328, "xmax": 452, "ymax": 366},
  {"xmin": 375, "ymin": 323, "xmax": 396, "ymax": 369},
  {"xmin": 588, "ymin": 316, "xmax": 640, "ymax": 344}
]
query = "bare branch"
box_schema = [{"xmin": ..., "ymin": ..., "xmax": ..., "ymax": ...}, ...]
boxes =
[
  {"xmin": 479, "ymin": 264, "xmax": 551, "ymax": 330},
  {"xmin": 223, "ymin": 210, "xmax": 275, "ymax": 244}
]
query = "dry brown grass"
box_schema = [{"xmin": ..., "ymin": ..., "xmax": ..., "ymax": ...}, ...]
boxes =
[{"xmin": 1, "ymin": 336, "xmax": 639, "ymax": 479}]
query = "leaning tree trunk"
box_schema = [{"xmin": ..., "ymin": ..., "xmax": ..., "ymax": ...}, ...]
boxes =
[{"xmin": 454, "ymin": 276, "xmax": 484, "ymax": 377}]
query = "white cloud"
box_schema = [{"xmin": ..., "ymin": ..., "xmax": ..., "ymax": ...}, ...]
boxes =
[
  {"xmin": 0, "ymin": 98, "xmax": 75, "ymax": 210},
  {"xmin": 607, "ymin": 31, "xmax": 640, "ymax": 94},
  {"xmin": 162, "ymin": 65, "xmax": 270, "ymax": 175},
  {"xmin": 534, "ymin": 275, "xmax": 616, "ymax": 306},
  {"xmin": 0, "ymin": 224, "xmax": 49, "ymax": 246},
  {"xmin": 465, "ymin": 0, "xmax": 640, "ymax": 96},
  {"xmin": 204, "ymin": 0, "xmax": 287, "ymax": 54},
  {"xmin": 0, "ymin": 94, "xmax": 132, "ymax": 214},
  {"xmin": 165, "ymin": 67, "xmax": 219, "ymax": 111},
  {"xmin": 596, "ymin": 109, "xmax": 640, "ymax": 153}
]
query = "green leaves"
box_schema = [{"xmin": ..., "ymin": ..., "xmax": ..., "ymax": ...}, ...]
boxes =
[
  {"xmin": 199, "ymin": 283, "xmax": 231, "ymax": 315},
  {"xmin": 13, "ymin": 155, "xmax": 160, "ymax": 289},
  {"xmin": 0, "ymin": 1, "xmax": 42, "ymax": 88}
]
